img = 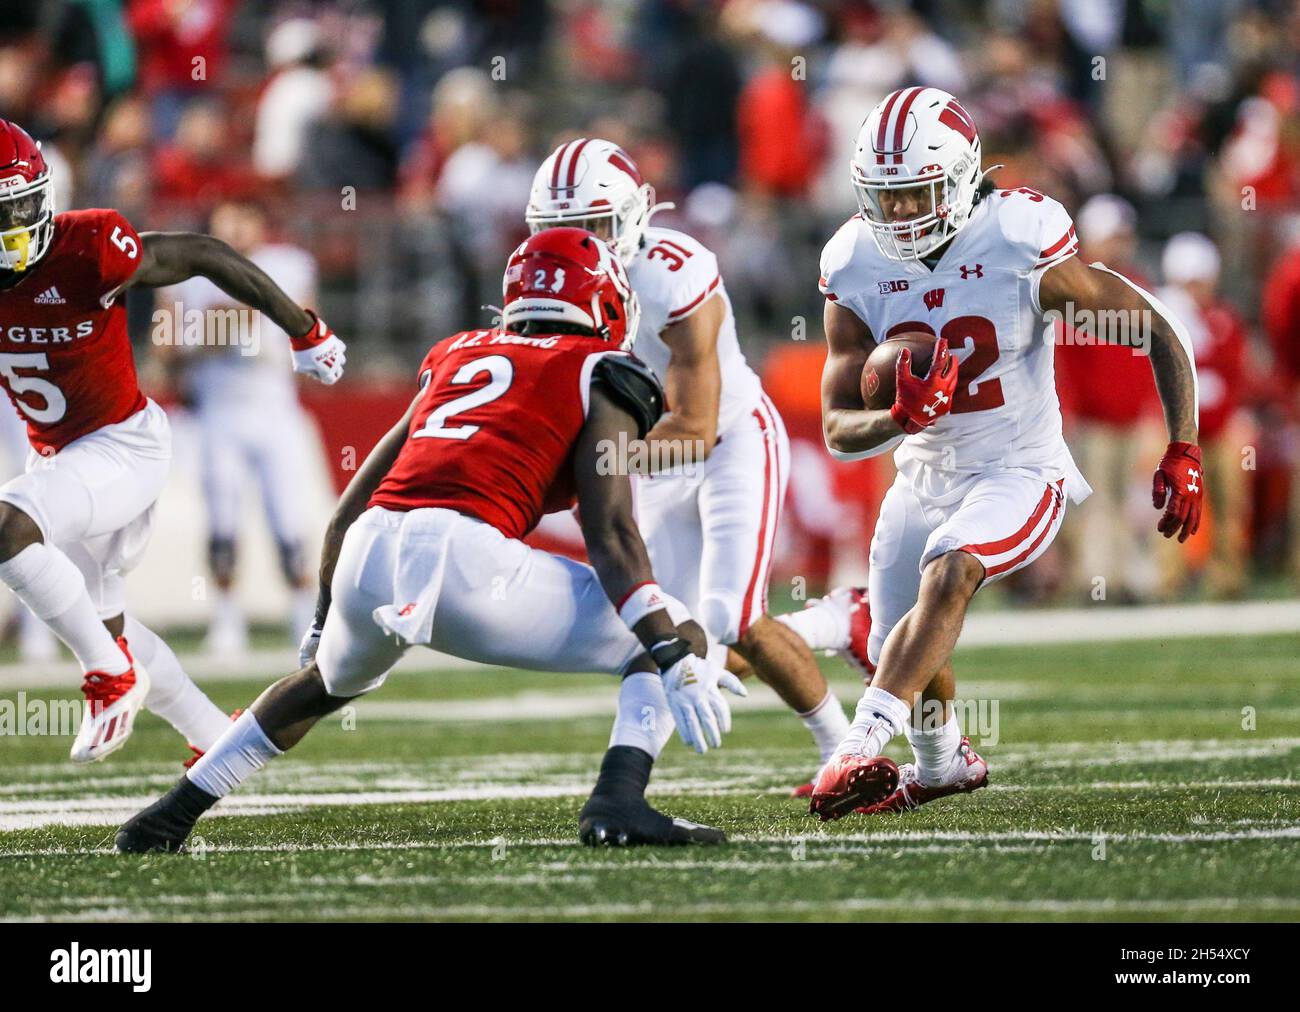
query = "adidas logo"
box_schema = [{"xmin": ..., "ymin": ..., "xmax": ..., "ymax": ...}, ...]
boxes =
[{"xmin": 34, "ymin": 286, "xmax": 65, "ymax": 305}]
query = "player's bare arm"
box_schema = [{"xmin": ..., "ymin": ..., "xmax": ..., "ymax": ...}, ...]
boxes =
[
  {"xmin": 1039, "ymin": 256, "xmax": 1197, "ymax": 442},
  {"xmin": 1039, "ymin": 255, "xmax": 1203, "ymax": 541},
  {"xmin": 127, "ymin": 232, "xmax": 346, "ymax": 384},
  {"xmin": 573, "ymin": 385, "xmax": 703, "ymax": 656},
  {"xmin": 820, "ymin": 299, "xmax": 900, "ymax": 455},
  {"xmin": 642, "ymin": 292, "xmax": 724, "ymax": 467}
]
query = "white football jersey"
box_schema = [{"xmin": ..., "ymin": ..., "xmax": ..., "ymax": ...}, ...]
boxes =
[
  {"xmin": 628, "ymin": 226, "xmax": 763, "ymax": 436},
  {"xmin": 163, "ymin": 243, "xmax": 317, "ymax": 410},
  {"xmin": 820, "ymin": 188, "xmax": 1090, "ymax": 502}
]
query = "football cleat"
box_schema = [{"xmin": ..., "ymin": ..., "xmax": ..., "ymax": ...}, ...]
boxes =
[
  {"xmin": 790, "ymin": 781, "xmax": 814, "ymax": 799},
  {"xmin": 827, "ymin": 586, "xmax": 875, "ymax": 681},
  {"xmin": 858, "ymin": 737, "xmax": 989, "ymax": 815},
  {"xmin": 69, "ymin": 638, "xmax": 150, "ymax": 763},
  {"xmin": 579, "ymin": 795, "xmax": 726, "ymax": 846},
  {"xmin": 809, "ymin": 752, "xmax": 899, "ymax": 822},
  {"xmin": 115, "ymin": 777, "xmax": 218, "ymax": 854}
]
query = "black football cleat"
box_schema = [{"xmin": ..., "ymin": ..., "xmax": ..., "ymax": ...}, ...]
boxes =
[
  {"xmin": 579, "ymin": 795, "xmax": 726, "ymax": 847},
  {"xmin": 115, "ymin": 777, "xmax": 218, "ymax": 854}
]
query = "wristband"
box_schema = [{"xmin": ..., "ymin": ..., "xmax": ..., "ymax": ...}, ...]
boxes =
[
  {"xmin": 616, "ymin": 581, "xmax": 669, "ymax": 630},
  {"xmin": 649, "ymin": 637, "xmax": 692, "ymax": 672},
  {"xmin": 290, "ymin": 310, "xmax": 325, "ymax": 351}
]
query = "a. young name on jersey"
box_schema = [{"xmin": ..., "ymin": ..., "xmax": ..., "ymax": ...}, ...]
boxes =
[
  {"xmin": 0, "ymin": 319, "xmax": 95, "ymax": 344},
  {"xmin": 446, "ymin": 329, "xmax": 563, "ymax": 351}
]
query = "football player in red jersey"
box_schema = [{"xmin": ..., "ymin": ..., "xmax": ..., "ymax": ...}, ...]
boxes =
[
  {"xmin": 0, "ymin": 120, "xmax": 347, "ymax": 763},
  {"xmin": 116, "ymin": 228, "xmax": 748, "ymax": 853}
]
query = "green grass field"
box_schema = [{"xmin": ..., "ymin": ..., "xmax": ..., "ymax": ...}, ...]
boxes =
[{"xmin": 1, "ymin": 631, "xmax": 1298, "ymax": 922}]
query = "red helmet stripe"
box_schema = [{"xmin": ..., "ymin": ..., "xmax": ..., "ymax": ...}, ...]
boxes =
[
  {"xmin": 874, "ymin": 89, "xmax": 906, "ymax": 164},
  {"xmin": 564, "ymin": 138, "xmax": 591, "ymax": 198},
  {"xmin": 607, "ymin": 149, "xmax": 643, "ymax": 186},
  {"xmin": 890, "ymin": 87, "xmax": 924, "ymax": 163},
  {"xmin": 549, "ymin": 140, "xmax": 576, "ymax": 193}
]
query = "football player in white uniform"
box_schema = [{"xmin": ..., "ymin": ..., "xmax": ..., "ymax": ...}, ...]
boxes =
[
  {"xmin": 156, "ymin": 199, "xmax": 320, "ymax": 654},
  {"xmin": 526, "ymin": 139, "xmax": 851, "ymax": 783},
  {"xmin": 809, "ymin": 88, "xmax": 1203, "ymax": 819}
]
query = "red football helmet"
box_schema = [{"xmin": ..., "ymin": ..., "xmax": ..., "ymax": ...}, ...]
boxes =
[
  {"xmin": 502, "ymin": 226, "xmax": 639, "ymax": 349},
  {"xmin": 0, "ymin": 120, "xmax": 53, "ymax": 271}
]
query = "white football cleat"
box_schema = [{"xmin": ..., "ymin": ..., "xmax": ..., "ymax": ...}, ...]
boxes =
[{"xmin": 70, "ymin": 637, "xmax": 151, "ymax": 763}]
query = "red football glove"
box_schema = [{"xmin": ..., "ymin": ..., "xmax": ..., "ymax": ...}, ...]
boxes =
[
  {"xmin": 890, "ymin": 337, "xmax": 958, "ymax": 435},
  {"xmin": 1152, "ymin": 441, "xmax": 1203, "ymax": 543}
]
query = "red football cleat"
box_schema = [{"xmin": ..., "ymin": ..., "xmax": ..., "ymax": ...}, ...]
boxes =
[
  {"xmin": 69, "ymin": 637, "xmax": 150, "ymax": 764},
  {"xmin": 828, "ymin": 586, "xmax": 875, "ymax": 682},
  {"xmin": 809, "ymin": 752, "xmax": 899, "ymax": 822},
  {"xmin": 858, "ymin": 737, "xmax": 989, "ymax": 815}
]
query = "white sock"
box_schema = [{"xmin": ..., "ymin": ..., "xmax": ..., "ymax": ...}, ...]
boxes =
[
  {"xmin": 186, "ymin": 709, "xmax": 282, "ymax": 798},
  {"xmin": 608, "ymin": 671, "xmax": 675, "ymax": 758},
  {"xmin": 839, "ymin": 686, "xmax": 911, "ymax": 758},
  {"xmin": 123, "ymin": 616, "xmax": 230, "ymax": 749},
  {"xmin": 778, "ymin": 598, "xmax": 849, "ymax": 653},
  {"xmin": 799, "ymin": 689, "xmax": 852, "ymax": 763},
  {"xmin": 906, "ymin": 711, "xmax": 964, "ymax": 785},
  {"xmin": 0, "ymin": 543, "xmax": 127, "ymax": 674}
]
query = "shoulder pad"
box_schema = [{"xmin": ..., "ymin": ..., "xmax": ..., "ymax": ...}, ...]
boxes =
[{"xmin": 591, "ymin": 354, "xmax": 665, "ymax": 438}]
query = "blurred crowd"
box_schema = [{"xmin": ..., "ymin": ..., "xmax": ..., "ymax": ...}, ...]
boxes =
[{"xmin": 2, "ymin": 0, "xmax": 1300, "ymax": 606}]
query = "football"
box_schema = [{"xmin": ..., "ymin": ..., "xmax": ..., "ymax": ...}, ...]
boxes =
[{"xmin": 860, "ymin": 332, "xmax": 939, "ymax": 410}]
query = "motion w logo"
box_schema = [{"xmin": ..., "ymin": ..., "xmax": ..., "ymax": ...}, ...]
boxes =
[{"xmin": 923, "ymin": 288, "xmax": 945, "ymax": 310}]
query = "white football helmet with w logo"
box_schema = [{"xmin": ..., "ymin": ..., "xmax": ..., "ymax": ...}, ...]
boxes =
[
  {"xmin": 850, "ymin": 87, "xmax": 984, "ymax": 261},
  {"xmin": 525, "ymin": 138, "xmax": 669, "ymax": 266}
]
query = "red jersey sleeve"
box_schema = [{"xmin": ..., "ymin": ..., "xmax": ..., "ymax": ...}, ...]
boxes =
[{"xmin": 84, "ymin": 209, "xmax": 143, "ymax": 305}]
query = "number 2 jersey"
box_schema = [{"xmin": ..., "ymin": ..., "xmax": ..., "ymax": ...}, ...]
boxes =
[
  {"xmin": 0, "ymin": 209, "xmax": 146, "ymax": 454},
  {"xmin": 819, "ymin": 188, "xmax": 1090, "ymax": 502},
  {"xmin": 370, "ymin": 328, "xmax": 658, "ymax": 540}
]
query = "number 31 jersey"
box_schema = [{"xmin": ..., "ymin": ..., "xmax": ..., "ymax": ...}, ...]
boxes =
[
  {"xmin": 820, "ymin": 188, "xmax": 1091, "ymax": 501},
  {"xmin": 370, "ymin": 328, "xmax": 634, "ymax": 540},
  {"xmin": 0, "ymin": 209, "xmax": 147, "ymax": 454},
  {"xmin": 628, "ymin": 226, "xmax": 763, "ymax": 436}
]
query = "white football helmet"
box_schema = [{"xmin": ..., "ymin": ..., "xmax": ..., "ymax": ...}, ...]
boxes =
[
  {"xmin": 525, "ymin": 138, "xmax": 670, "ymax": 266},
  {"xmin": 850, "ymin": 87, "xmax": 984, "ymax": 261}
]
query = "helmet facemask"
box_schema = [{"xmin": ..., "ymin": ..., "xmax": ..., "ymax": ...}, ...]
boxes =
[
  {"xmin": 0, "ymin": 173, "xmax": 53, "ymax": 272},
  {"xmin": 854, "ymin": 159, "xmax": 979, "ymax": 262}
]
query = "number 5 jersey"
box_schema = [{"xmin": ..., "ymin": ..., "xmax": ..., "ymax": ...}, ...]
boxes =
[{"xmin": 0, "ymin": 209, "xmax": 146, "ymax": 454}]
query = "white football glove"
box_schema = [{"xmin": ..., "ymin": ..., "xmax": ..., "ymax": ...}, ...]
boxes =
[
  {"xmin": 290, "ymin": 311, "xmax": 346, "ymax": 385},
  {"xmin": 298, "ymin": 622, "xmax": 323, "ymax": 668},
  {"xmin": 658, "ymin": 649, "xmax": 747, "ymax": 754}
]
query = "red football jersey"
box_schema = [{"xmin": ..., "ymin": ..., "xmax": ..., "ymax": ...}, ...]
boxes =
[
  {"xmin": 0, "ymin": 209, "xmax": 147, "ymax": 453},
  {"xmin": 370, "ymin": 327, "xmax": 629, "ymax": 539}
]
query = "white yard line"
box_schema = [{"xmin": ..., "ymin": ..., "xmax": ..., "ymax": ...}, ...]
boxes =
[{"xmin": 2, "ymin": 599, "xmax": 1296, "ymax": 692}]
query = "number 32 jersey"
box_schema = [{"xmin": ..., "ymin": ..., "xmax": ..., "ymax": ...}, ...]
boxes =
[
  {"xmin": 370, "ymin": 328, "xmax": 634, "ymax": 540},
  {"xmin": 0, "ymin": 209, "xmax": 146, "ymax": 454},
  {"xmin": 819, "ymin": 188, "xmax": 1090, "ymax": 502}
]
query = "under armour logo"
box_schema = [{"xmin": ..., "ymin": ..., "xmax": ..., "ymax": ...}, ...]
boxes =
[
  {"xmin": 959, "ymin": 264, "xmax": 984, "ymax": 279},
  {"xmin": 1188, "ymin": 467, "xmax": 1200, "ymax": 494},
  {"xmin": 923, "ymin": 390, "xmax": 950, "ymax": 417}
]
